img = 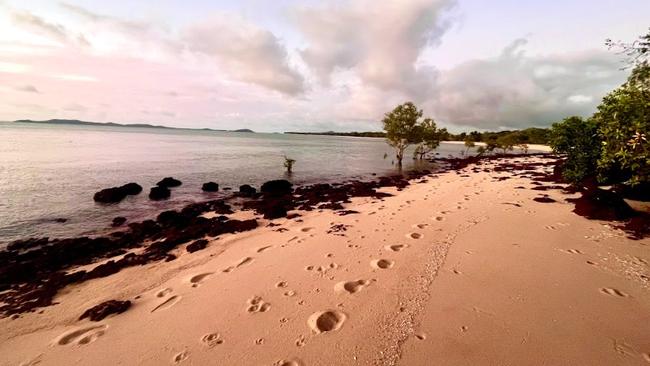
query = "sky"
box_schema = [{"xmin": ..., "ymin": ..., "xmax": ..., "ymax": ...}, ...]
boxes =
[{"xmin": 0, "ymin": 0, "xmax": 648, "ymax": 133}]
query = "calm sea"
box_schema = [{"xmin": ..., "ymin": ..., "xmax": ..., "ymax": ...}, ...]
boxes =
[{"xmin": 1, "ymin": 122, "xmax": 480, "ymax": 244}]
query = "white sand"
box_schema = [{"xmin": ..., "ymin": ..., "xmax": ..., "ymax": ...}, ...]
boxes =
[
  {"xmin": 1, "ymin": 156, "xmax": 648, "ymax": 366},
  {"xmin": 444, "ymin": 140, "xmax": 552, "ymax": 153}
]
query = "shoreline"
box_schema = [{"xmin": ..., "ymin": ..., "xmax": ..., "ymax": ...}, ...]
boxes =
[{"xmin": 2, "ymin": 154, "xmax": 649, "ymax": 365}]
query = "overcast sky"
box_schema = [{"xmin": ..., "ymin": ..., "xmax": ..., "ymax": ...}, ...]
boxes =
[{"xmin": 0, "ymin": 0, "xmax": 648, "ymax": 132}]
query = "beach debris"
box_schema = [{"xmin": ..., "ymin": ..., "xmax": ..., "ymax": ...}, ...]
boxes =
[
  {"xmin": 79, "ymin": 300, "xmax": 131, "ymax": 321},
  {"xmin": 186, "ymin": 239, "xmax": 208, "ymax": 253}
]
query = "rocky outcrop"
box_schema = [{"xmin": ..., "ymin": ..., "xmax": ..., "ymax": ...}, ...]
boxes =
[
  {"xmin": 239, "ymin": 184, "xmax": 257, "ymax": 197},
  {"xmin": 93, "ymin": 183, "xmax": 143, "ymax": 203},
  {"xmin": 260, "ymin": 179, "xmax": 293, "ymax": 196},
  {"xmin": 0, "ymin": 199, "xmax": 255, "ymax": 317},
  {"xmin": 149, "ymin": 186, "xmax": 171, "ymax": 200},
  {"xmin": 156, "ymin": 177, "xmax": 182, "ymax": 188},
  {"xmin": 202, "ymin": 182, "xmax": 219, "ymax": 192}
]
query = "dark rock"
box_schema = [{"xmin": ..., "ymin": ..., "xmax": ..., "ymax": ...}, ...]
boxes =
[
  {"xmin": 239, "ymin": 184, "xmax": 257, "ymax": 197},
  {"xmin": 54, "ymin": 218, "xmax": 67, "ymax": 223},
  {"xmin": 111, "ymin": 217, "xmax": 127, "ymax": 227},
  {"xmin": 337, "ymin": 210, "xmax": 359, "ymax": 216},
  {"xmin": 260, "ymin": 180, "xmax": 293, "ymax": 196},
  {"xmin": 149, "ymin": 186, "xmax": 171, "ymax": 200},
  {"xmin": 156, "ymin": 210, "xmax": 191, "ymax": 228},
  {"xmin": 79, "ymin": 300, "xmax": 131, "ymax": 321},
  {"xmin": 264, "ymin": 202, "xmax": 289, "ymax": 219},
  {"xmin": 93, "ymin": 187, "xmax": 126, "ymax": 203},
  {"xmin": 121, "ymin": 183, "xmax": 143, "ymax": 195},
  {"xmin": 202, "ymin": 182, "xmax": 219, "ymax": 192},
  {"xmin": 93, "ymin": 183, "xmax": 142, "ymax": 203},
  {"xmin": 533, "ymin": 196, "xmax": 556, "ymax": 203},
  {"xmin": 85, "ymin": 260, "xmax": 120, "ymax": 279},
  {"xmin": 6, "ymin": 237, "xmax": 49, "ymax": 251},
  {"xmin": 186, "ymin": 239, "xmax": 208, "ymax": 253},
  {"xmin": 157, "ymin": 177, "xmax": 182, "ymax": 188}
]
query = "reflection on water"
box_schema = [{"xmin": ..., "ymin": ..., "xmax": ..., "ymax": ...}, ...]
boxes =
[{"xmin": 0, "ymin": 122, "xmax": 466, "ymax": 242}]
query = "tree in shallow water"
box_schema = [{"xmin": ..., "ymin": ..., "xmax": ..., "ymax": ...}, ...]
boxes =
[
  {"xmin": 382, "ymin": 102, "xmax": 442, "ymax": 165},
  {"xmin": 283, "ymin": 156, "xmax": 296, "ymax": 173}
]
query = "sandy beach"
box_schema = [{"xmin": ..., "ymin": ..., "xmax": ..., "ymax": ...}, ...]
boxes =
[{"xmin": 1, "ymin": 155, "xmax": 649, "ymax": 366}]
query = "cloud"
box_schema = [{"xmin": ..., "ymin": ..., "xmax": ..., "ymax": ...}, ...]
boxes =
[
  {"xmin": 427, "ymin": 39, "xmax": 627, "ymax": 130},
  {"xmin": 292, "ymin": 0, "xmax": 455, "ymax": 99},
  {"xmin": 15, "ymin": 85, "xmax": 39, "ymax": 93},
  {"xmin": 51, "ymin": 73, "xmax": 98, "ymax": 82},
  {"xmin": 10, "ymin": 8, "xmax": 90, "ymax": 46},
  {"xmin": 58, "ymin": 2, "xmax": 173, "ymax": 48},
  {"xmin": 63, "ymin": 103, "xmax": 87, "ymax": 112},
  {"xmin": 57, "ymin": 3, "xmax": 305, "ymax": 96},
  {"xmin": 0, "ymin": 61, "xmax": 29, "ymax": 73},
  {"xmin": 184, "ymin": 15, "xmax": 306, "ymax": 96}
]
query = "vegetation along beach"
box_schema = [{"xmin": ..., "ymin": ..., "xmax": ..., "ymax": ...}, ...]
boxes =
[{"xmin": 0, "ymin": 1, "xmax": 649, "ymax": 365}]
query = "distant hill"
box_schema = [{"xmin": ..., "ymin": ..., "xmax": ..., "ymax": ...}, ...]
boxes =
[{"xmin": 14, "ymin": 119, "xmax": 254, "ymax": 133}]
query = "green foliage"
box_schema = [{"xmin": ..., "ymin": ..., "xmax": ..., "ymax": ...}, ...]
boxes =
[
  {"xmin": 286, "ymin": 131, "xmax": 386, "ymax": 138},
  {"xmin": 475, "ymin": 146, "xmax": 487, "ymax": 157},
  {"xmin": 463, "ymin": 137, "xmax": 475, "ymax": 155},
  {"xmin": 382, "ymin": 102, "xmax": 441, "ymax": 164},
  {"xmin": 469, "ymin": 131, "xmax": 482, "ymax": 142},
  {"xmin": 550, "ymin": 116, "xmax": 602, "ymax": 184},
  {"xmin": 495, "ymin": 134, "xmax": 517, "ymax": 153},
  {"xmin": 595, "ymin": 62, "xmax": 650, "ymax": 185},
  {"xmin": 283, "ymin": 156, "xmax": 296, "ymax": 173},
  {"xmin": 485, "ymin": 137, "xmax": 499, "ymax": 154},
  {"xmin": 413, "ymin": 119, "xmax": 445, "ymax": 159},
  {"xmin": 447, "ymin": 128, "xmax": 550, "ymax": 145}
]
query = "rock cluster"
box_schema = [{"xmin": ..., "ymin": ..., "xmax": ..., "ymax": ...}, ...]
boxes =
[{"xmin": 0, "ymin": 199, "xmax": 255, "ymax": 317}]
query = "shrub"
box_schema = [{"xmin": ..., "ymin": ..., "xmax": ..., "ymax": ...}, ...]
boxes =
[
  {"xmin": 549, "ymin": 116, "xmax": 601, "ymax": 185},
  {"xmin": 596, "ymin": 63, "xmax": 650, "ymax": 186}
]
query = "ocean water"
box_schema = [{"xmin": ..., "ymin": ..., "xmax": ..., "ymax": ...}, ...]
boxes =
[{"xmin": 0, "ymin": 122, "xmax": 477, "ymax": 244}]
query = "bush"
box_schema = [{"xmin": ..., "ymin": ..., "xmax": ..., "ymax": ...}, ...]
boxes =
[
  {"xmin": 549, "ymin": 116, "xmax": 601, "ymax": 185},
  {"xmin": 596, "ymin": 63, "xmax": 649, "ymax": 186}
]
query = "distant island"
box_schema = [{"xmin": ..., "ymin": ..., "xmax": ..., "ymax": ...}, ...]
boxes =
[{"xmin": 14, "ymin": 119, "xmax": 254, "ymax": 133}]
